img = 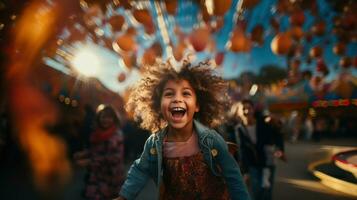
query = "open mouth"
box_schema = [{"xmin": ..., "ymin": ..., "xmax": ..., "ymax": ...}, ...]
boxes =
[{"xmin": 170, "ymin": 107, "xmax": 186, "ymax": 119}]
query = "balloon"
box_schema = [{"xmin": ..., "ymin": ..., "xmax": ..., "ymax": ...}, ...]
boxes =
[
  {"xmin": 117, "ymin": 72, "xmax": 126, "ymax": 83},
  {"xmin": 108, "ymin": 15, "xmax": 125, "ymax": 32},
  {"xmin": 214, "ymin": 0, "xmax": 232, "ymax": 16},
  {"xmin": 289, "ymin": 10, "xmax": 305, "ymax": 26},
  {"xmin": 339, "ymin": 57, "xmax": 352, "ymax": 68},
  {"xmin": 133, "ymin": 9, "xmax": 153, "ymax": 27},
  {"xmin": 309, "ymin": 46, "xmax": 323, "ymax": 58},
  {"xmin": 141, "ymin": 48, "xmax": 156, "ymax": 66},
  {"xmin": 251, "ymin": 24, "xmax": 264, "ymax": 45},
  {"xmin": 189, "ymin": 26, "xmax": 210, "ymax": 52},
  {"xmin": 215, "ymin": 52, "xmax": 225, "ymax": 65},
  {"xmin": 311, "ymin": 21, "xmax": 326, "ymax": 36},
  {"xmin": 333, "ymin": 42, "xmax": 346, "ymax": 56},
  {"xmin": 289, "ymin": 26, "xmax": 304, "ymax": 41},
  {"xmin": 271, "ymin": 32, "xmax": 293, "ymax": 55},
  {"xmin": 165, "ymin": 0, "xmax": 177, "ymax": 15},
  {"xmin": 113, "ymin": 33, "xmax": 136, "ymax": 53},
  {"xmin": 173, "ymin": 41, "xmax": 186, "ymax": 61},
  {"xmin": 270, "ymin": 18, "xmax": 280, "ymax": 33},
  {"xmin": 230, "ymin": 29, "xmax": 252, "ymax": 52}
]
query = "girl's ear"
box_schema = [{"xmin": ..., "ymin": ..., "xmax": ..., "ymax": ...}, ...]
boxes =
[{"xmin": 195, "ymin": 103, "xmax": 200, "ymax": 112}]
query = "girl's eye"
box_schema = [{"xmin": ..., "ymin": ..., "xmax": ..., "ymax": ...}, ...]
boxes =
[
  {"xmin": 163, "ymin": 91, "xmax": 173, "ymax": 97},
  {"xmin": 183, "ymin": 91, "xmax": 192, "ymax": 96}
]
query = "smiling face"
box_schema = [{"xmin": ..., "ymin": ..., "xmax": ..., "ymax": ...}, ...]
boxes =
[{"xmin": 160, "ymin": 79, "xmax": 199, "ymax": 131}]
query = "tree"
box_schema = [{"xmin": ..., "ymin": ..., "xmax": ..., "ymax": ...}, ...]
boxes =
[{"xmin": 257, "ymin": 65, "xmax": 287, "ymax": 85}]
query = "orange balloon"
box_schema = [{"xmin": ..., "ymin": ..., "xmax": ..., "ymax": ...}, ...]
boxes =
[
  {"xmin": 173, "ymin": 41, "xmax": 186, "ymax": 61},
  {"xmin": 339, "ymin": 57, "xmax": 352, "ymax": 68},
  {"xmin": 108, "ymin": 15, "xmax": 125, "ymax": 32},
  {"xmin": 309, "ymin": 46, "xmax": 323, "ymax": 58},
  {"xmin": 121, "ymin": 53, "xmax": 136, "ymax": 70},
  {"xmin": 289, "ymin": 26, "xmax": 304, "ymax": 41},
  {"xmin": 214, "ymin": 0, "xmax": 232, "ymax": 16},
  {"xmin": 333, "ymin": 42, "xmax": 346, "ymax": 56},
  {"xmin": 126, "ymin": 26, "xmax": 137, "ymax": 36},
  {"xmin": 311, "ymin": 21, "xmax": 326, "ymax": 36},
  {"xmin": 230, "ymin": 29, "xmax": 252, "ymax": 52},
  {"xmin": 165, "ymin": 0, "xmax": 177, "ymax": 15},
  {"xmin": 142, "ymin": 48, "xmax": 156, "ymax": 66},
  {"xmin": 271, "ymin": 33, "xmax": 293, "ymax": 55},
  {"xmin": 189, "ymin": 27, "xmax": 210, "ymax": 52},
  {"xmin": 117, "ymin": 72, "xmax": 126, "ymax": 83},
  {"xmin": 133, "ymin": 9, "xmax": 152, "ymax": 27},
  {"xmin": 114, "ymin": 34, "xmax": 136, "ymax": 52}
]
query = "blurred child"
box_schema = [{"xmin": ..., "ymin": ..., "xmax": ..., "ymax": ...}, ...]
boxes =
[
  {"xmin": 115, "ymin": 61, "xmax": 250, "ymax": 200},
  {"xmin": 74, "ymin": 104, "xmax": 124, "ymax": 200}
]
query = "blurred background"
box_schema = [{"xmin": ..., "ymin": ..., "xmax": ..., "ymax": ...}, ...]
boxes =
[{"xmin": 0, "ymin": 0, "xmax": 356, "ymax": 199}]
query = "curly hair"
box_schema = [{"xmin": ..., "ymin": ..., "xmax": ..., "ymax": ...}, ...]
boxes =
[{"xmin": 126, "ymin": 60, "xmax": 231, "ymax": 133}]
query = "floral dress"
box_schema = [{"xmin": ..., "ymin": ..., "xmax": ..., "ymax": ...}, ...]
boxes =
[
  {"xmin": 84, "ymin": 127, "xmax": 124, "ymax": 200},
  {"xmin": 160, "ymin": 133, "xmax": 230, "ymax": 200}
]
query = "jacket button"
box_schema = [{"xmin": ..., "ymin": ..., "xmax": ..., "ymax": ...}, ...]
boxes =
[
  {"xmin": 150, "ymin": 148, "xmax": 157, "ymax": 155},
  {"xmin": 211, "ymin": 149, "xmax": 218, "ymax": 157}
]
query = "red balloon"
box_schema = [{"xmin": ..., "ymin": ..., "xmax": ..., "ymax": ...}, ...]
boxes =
[
  {"xmin": 215, "ymin": 52, "xmax": 225, "ymax": 65},
  {"xmin": 108, "ymin": 15, "xmax": 125, "ymax": 32},
  {"xmin": 165, "ymin": 0, "xmax": 177, "ymax": 15},
  {"xmin": 290, "ymin": 10, "xmax": 305, "ymax": 26}
]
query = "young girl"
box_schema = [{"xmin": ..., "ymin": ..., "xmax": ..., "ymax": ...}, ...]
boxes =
[
  {"xmin": 75, "ymin": 104, "xmax": 124, "ymax": 200},
  {"xmin": 116, "ymin": 61, "xmax": 250, "ymax": 200}
]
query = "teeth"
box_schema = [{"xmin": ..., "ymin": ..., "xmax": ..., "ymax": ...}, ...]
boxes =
[{"xmin": 171, "ymin": 107, "xmax": 185, "ymax": 112}]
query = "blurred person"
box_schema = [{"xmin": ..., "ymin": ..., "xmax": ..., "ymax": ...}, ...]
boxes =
[
  {"xmin": 115, "ymin": 61, "xmax": 250, "ymax": 200},
  {"xmin": 287, "ymin": 111, "xmax": 302, "ymax": 143},
  {"xmin": 303, "ymin": 114, "xmax": 314, "ymax": 141},
  {"xmin": 312, "ymin": 117, "xmax": 327, "ymax": 142},
  {"xmin": 74, "ymin": 104, "xmax": 124, "ymax": 200},
  {"xmin": 237, "ymin": 99, "xmax": 285, "ymax": 200}
]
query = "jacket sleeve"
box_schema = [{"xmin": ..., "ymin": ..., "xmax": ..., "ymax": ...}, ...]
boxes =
[
  {"xmin": 119, "ymin": 135, "xmax": 155, "ymax": 200},
  {"xmin": 213, "ymin": 133, "xmax": 251, "ymax": 200}
]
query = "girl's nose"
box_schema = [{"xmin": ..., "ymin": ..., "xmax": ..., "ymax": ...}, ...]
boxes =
[{"xmin": 172, "ymin": 95, "xmax": 183, "ymax": 103}]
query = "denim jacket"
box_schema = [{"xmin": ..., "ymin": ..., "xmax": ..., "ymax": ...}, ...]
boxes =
[{"xmin": 119, "ymin": 120, "xmax": 251, "ymax": 200}]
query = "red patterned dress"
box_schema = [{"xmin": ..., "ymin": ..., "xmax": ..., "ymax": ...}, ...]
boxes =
[
  {"xmin": 160, "ymin": 133, "xmax": 230, "ymax": 200},
  {"xmin": 84, "ymin": 126, "xmax": 124, "ymax": 200}
]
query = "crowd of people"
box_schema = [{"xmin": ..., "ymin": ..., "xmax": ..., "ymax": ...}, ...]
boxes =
[{"xmin": 0, "ymin": 60, "xmax": 355, "ymax": 200}]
